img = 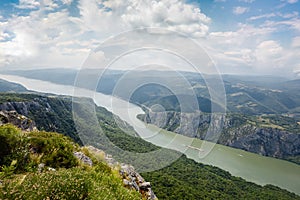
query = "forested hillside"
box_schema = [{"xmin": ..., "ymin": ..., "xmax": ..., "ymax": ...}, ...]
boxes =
[{"xmin": 0, "ymin": 93, "xmax": 299, "ymax": 199}]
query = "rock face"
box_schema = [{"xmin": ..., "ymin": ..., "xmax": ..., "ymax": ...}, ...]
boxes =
[
  {"xmin": 0, "ymin": 101, "xmax": 42, "ymax": 116},
  {"xmin": 86, "ymin": 146, "xmax": 158, "ymax": 200},
  {"xmin": 0, "ymin": 110, "xmax": 37, "ymax": 131},
  {"xmin": 141, "ymin": 111, "xmax": 300, "ymax": 162},
  {"xmin": 120, "ymin": 164, "xmax": 157, "ymax": 200},
  {"xmin": 226, "ymin": 126, "xmax": 300, "ymax": 158},
  {"xmin": 0, "ymin": 96, "xmax": 82, "ymax": 144}
]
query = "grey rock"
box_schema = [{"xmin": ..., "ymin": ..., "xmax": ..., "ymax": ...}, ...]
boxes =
[
  {"xmin": 0, "ymin": 110, "xmax": 37, "ymax": 131},
  {"xmin": 73, "ymin": 152, "xmax": 93, "ymax": 166},
  {"xmin": 38, "ymin": 163, "xmax": 45, "ymax": 173},
  {"xmin": 48, "ymin": 167, "xmax": 56, "ymax": 171},
  {"xmin": 144, "ymin": 111, "xmax": 300, "ymax": 161},
  {"xmin": 140, "ymin": 182, "xmax": 151, "ymax": 190}
]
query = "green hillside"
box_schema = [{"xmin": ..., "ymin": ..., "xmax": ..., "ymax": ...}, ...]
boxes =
[
  {"xmin": 0, "ymin": 93, "xmax": 299, "ymax": 199},
  {"xmin": 0, "ymin": 124, "xmax": 141, "ymax": 200},
  {"xmin": 0, "ymin": 79, "xmax": 28, "ymax": 93}
]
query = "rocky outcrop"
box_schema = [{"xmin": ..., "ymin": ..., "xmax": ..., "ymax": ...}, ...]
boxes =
[
  {"xmin": 86, "ymin": 146, "xmax": 158, "ymax": 200},
  {"xmin": 0, "ymin": 101, "xmax": 42, "ymax": 116},
  {"xmin": 73, "ymin": 152, "xmax": 93, "ymax": 166},
  {"xmin": 0, "ymin": 110, "xmax": 37, "ymax": 131},
  {"xmin": 0, "ymin": 96, "xmax": 82, "ymax": 144},
  {"xmin": 141, "ymin": 111, "xmax": 300, "ymax": 162},
  {"xmin": 120, "ymin": 164, "xmax": 157, "ymax": 200},
  {"xmin": 225, "ymin": 126, "xmax": 300, "ymax": 158}
]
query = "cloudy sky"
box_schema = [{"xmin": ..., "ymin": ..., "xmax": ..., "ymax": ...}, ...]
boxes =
[{"xmin": 0, "ymin": 0, "xmax": 300, "ymax": 77}]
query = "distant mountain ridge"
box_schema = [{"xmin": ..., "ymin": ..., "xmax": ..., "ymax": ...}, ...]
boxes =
[{"xmin": 2, "ymin": 69, "xmax": 300, "ymax": 116}]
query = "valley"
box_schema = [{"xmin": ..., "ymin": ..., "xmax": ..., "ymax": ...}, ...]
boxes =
[{"xmin": 0, "ymin": 74, "xmax": 299, "ymax": 196}]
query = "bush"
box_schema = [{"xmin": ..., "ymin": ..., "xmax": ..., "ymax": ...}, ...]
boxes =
[
  {"xmin": 0, "ymin": 167, "xmax": 141, "ymax": 200},
  {"xmin": 0, "ymin": 125, "xmax": 78, "ymax": 173}
]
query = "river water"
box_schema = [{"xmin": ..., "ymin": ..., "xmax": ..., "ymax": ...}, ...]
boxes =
[{"xmin": 0, "ymin": 74, "xmax": 299, "ymax": 195}]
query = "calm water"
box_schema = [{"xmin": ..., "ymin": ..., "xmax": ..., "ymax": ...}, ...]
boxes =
[{"xmin": 0, "ymin": 74, "xmax": 299, "ymax": 195}]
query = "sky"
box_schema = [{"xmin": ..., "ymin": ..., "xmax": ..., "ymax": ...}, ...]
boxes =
[{"xmin": 0, "ymin": 0, "xmax": 300, "ymax": 77}]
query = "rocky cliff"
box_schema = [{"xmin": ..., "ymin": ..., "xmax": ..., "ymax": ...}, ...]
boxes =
[
  {"xmin": 140, "ymin": 111, "xmax": 300, "ymax": 164},
  {"xmin": 0, "ymin": 94, "xmax": 81, "ymax": 143},
  {"xmin": 0, "ymin": 110, "xmax": 37, "ymax": 131}
]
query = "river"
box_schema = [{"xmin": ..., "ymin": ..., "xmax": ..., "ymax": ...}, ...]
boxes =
[{"xmin": 0, "ymin": 74, "xmax": 299, "ymax": 195}]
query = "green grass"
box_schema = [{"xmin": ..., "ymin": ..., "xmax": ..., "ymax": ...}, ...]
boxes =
[
  {"xmin": 0, "ymin": 125, "xmax": 141, "ymax": 200},
  {"xmin": 1, "ymin": 167, "xmax": 140, "ymax": 200}
]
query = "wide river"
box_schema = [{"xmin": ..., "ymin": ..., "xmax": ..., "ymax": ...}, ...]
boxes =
[{"xmin": 0, "ymin": 74, "xmax": 299, "ymax": 195}]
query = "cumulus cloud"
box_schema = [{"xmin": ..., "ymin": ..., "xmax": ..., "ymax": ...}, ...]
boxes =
[
  {"xmin": 77, "ymin": 0, "xmax": 211, "ymax": 37},
  {"xmin": 1, "ymin": 0, "xmax": 299, "ymax": 77},
  {"xmin": 255, "ymin": 40, "xmax": 282, "ymax": 61},
  {"xmin": 0, "ymin": 0, "xmax": 211, "ymax": 68},
  {"xmin": 233, "ymin": 7, "xmax": 249, "ymax": 15}
]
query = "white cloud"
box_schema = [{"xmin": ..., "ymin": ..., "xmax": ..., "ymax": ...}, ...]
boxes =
[
  {"xmin": 233, "ymin": 7, "xmax": 249, "ymax": 15},
  {"xmin": 255, "ymin": 40, "xmax": 282, "ymax": 60},
  {"xmin": 248, "ymin": 12, "xmax": 298, "ymax": 21},
  {"xmin": 248, "ymin": 13, "xmax": 276, "ymax": 21},
  {"xmin": 209, "ymin": 24, "xmax": 275, "ymax": 48},
  {"xmin": 239, "ymin": 0, "xmax": 255, "ymax": 3},
  {"xmin": 0, "ymin": 0, "xmax": 211, "ymax": 69},
  {"xmin": 1, "ymin": 0, "xmax": 299, "ymax": 77},
  {"xmin": 292, "ymin": 36, "xmax": 300, "ymax": 47},
  {"xmin": 263, "ymin": 18, "xmax": 300, "ymax": 32},
  {"xmin": 277, "ymin": 11, "xmax": 298, "ymax": 19},
  {"xmin": 61, "ymin": 0, "xmax": 73, "ymax": 5},
  {"xmin": 0, "ymin": 32, "xmax": 10, "ymax": 41},
  {"xmin": 16, "ymin": 0, "xmax": 40, "ymax": 9},
  {"xmin": 110, "ymin": 0, "xmax": 211, "ymax": 37},
  {"xmin": 287, "ymin": 0, "xmax": 298, "ymax": 4},
  {"xmin": 206, "ymin": 19, "xmax": 300, "ymax": 76}
]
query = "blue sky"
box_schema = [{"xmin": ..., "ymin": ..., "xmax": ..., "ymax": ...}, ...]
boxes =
[{"xmin": 0, "ymin": 0, "xmax": 300, "ymax": 77}]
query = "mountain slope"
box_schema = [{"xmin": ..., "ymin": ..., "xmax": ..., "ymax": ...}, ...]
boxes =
[
  {"xmin": 0, "ymin": 93, "xmax": 299, "ymax": 199},
  {"xmin": 0, "ymin": 124, "xmax": 142, "ymax": 200},
  {"xmin": 0, "ymin": 79, "xmax": 28, "ymax": 92},
  {"xmin": 140, "ymin": 111, "xmax": 300, "ymax": 164},
  {"xmin": 3, "ymin": 69, "xmax": 300, "ymax": 115}
]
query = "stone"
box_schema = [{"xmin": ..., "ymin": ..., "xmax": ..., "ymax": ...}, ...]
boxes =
[
  {"xmin": 38, "ymin": 163, "xmax": 45, "ymax": 173},
  {"xmin": 48, "ymin": 167, "xmax": 56, "ymax": 171},
  {"xmin": 0, "ymin": 110, "xmax": 37, "ymax": 131},
  {"xmin": 140, "ymin": 182, "xmax": 151, "ymax": 190},
  {"xmin": 73, "ymin": 152, "xmax": 93, "ymax": 166}
]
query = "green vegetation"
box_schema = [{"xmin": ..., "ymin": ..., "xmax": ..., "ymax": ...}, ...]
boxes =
[
  {"xmin": 0, "ymin": 79, "xmax": 28, "ymax": 93},
  {"xmin": 0, "ymin": 124, "xmax": 79, "ymax": 174},
  {"xmin": 0, "ymin": 125, "xmax": 141, "ymax": 200},
  {"xmin": 0, "ymin": 93, "xmax": 31, "ymax": 104},
  {"xmin": 262, "ymin": 114, "xmax": 300, "ymax": 133},
  {"xmin": 141, "ymin": 157, "xmax": 299, "ymax": 200},
  {"xmin": 223, "ymin": 113, "xmax": 300, "ymax": 134},
  {"xmin": 0, "ymin": 93, "xmax": 299, "ymax": 199},
  {"xmin": 0, "ymin": 93, "xmax": 80, "ymax": 144}
]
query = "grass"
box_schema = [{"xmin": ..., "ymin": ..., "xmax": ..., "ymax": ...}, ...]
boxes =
[{"xmin": 0, "ymin": 125, "xmax": 141, "ymax": 200}]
